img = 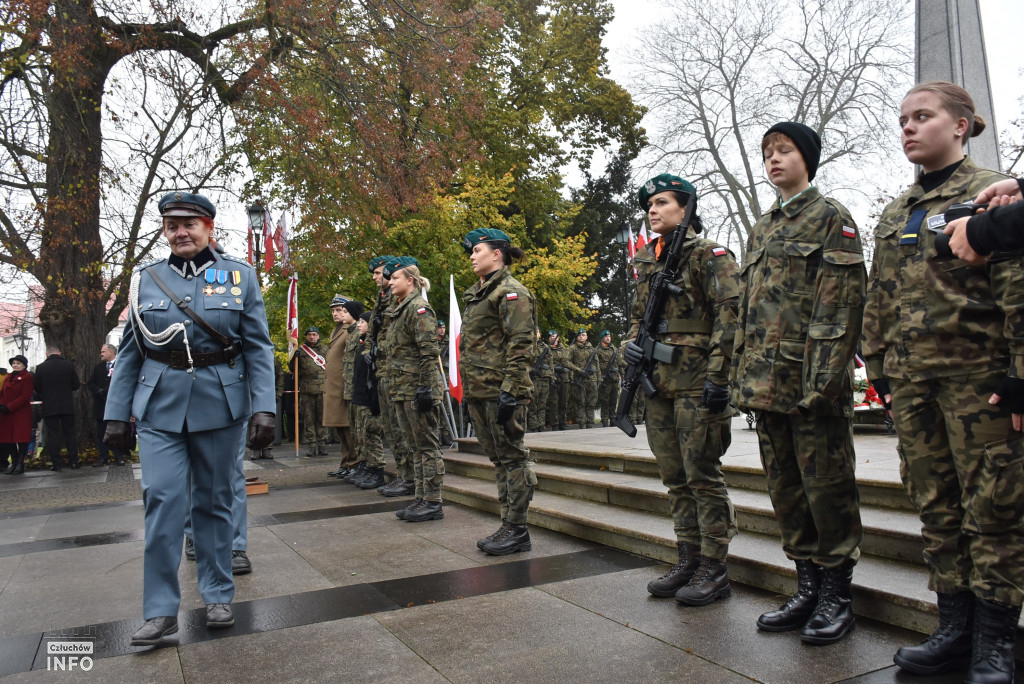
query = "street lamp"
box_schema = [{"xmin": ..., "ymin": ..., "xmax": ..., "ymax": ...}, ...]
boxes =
[
  {"xmin": 613, "ymin": 222, "xmax": 633, "ymax": 319},
  {"xmin": 247, "ymin": 200, "xmax": 265, "ymax": 268}
]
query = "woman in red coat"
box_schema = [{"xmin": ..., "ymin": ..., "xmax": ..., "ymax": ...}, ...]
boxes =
[{"xmin": 1, "ymin": 355, "xmax": 35, "ymax": 475}]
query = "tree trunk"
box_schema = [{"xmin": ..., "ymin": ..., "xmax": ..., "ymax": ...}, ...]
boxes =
[{"xmin": 37, "ymin": 0, "xmax": 115, "ymax": 451}]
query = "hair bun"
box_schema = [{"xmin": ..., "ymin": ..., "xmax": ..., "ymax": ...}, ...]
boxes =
[{"xmin": 971, "ymin": 114, "xmax": 987, "ymax": 137}]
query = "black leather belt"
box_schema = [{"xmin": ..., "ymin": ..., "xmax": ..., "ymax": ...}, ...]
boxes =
[{"xmin": 147, "ymin": 343, "xmax": 241, "ymax": 370}]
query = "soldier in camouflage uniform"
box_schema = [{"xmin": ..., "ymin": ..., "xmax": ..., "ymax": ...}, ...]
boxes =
[
  {"xmin": 862, "ymin": 83, "xmax": 1024, "ymax": 682},
  {"xmin": 460, "ymin": 228, "xmax": 538, "ymax": 555},
  {"xmin": 384, "ymin": 258, "xmax": 446, "ymax": 522},
  {"xmin": 346, "ymin": 311, "xmax": 385, "ymax": 478},
  {"xmin": 733, "ymin": 122, "xmax": 865, "ymax": 645},
  {"xmin": 595, "ymin": 330, "xmax": 620, "ymax": 427},
  {"xmin": 545, "ymin": 331, "xmax": 571, "ymax": 430},
  {"xmin": 364, "ymin": 256, "xmax": 416, "ymax": 496},
  {"xmin": 291, "ymin": 327, "xmax": 328, "ymax": 457},
  {"xmin": 569, "ymin": 330, "xmax": 599, "ymax": 428},
  {"xmin": 528, "ymin": 329, "xmax": 552, "ymax": 432},
  {"xmin": 624, "ymin": 174, "xmax": 739, "ymax": 607}
]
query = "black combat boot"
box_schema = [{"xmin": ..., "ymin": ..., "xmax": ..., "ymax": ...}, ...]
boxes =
[
  {"xmin": 385, "ymin": 479, "xmax": 416, "ymax": 497},
  {"xmin": 404, "ymin": 500, "xmax": 444, "ymax": 522},
  {"xmin": 647, "ymin": 541, "xmax": 700, "ymax": 598},
  {"xmin": 480, "ymin": 523, "xmax": 531, "ymax": 555},
  {"xmin": 357, "ymin": 467, "xmax": 385, "ymax": 490},
  {"xmin": 9, "ymin": 453, "xmax": 24, "ymax": 475},
  {"xmin": 894, "ymin": 591, "xmax": 973, "ymax": 674},
  {"xmin": 800, "ymin": 561, "xmax": 855, "ymax": 644},
  {"xmin": 674, "ymin": 555, "xmax": 731, "ymax": 606},
  {"xmin": 477, "ymin": 520, "xmax": 511, "ymax": 550},
  {"xmin": 343, "ymin": 462, "xmax": 367, "ymax": 485},
  {"xmin": 757, "ymin": 560, "xmax": 821, "ymax": 632},
  {"xmin": 965, "ymin": 598, "xmax": 1021, "ymax": 684},
  {"xmin": 396, "ymin": 498, "xmax": 424, "ymax": 520}
]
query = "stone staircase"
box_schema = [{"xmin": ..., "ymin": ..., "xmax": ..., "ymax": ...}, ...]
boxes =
[{"xmin": 439, "ymin": 430, "xmax": 1017, "ymax": 644}]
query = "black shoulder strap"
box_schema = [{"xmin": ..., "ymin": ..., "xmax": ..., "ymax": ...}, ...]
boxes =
[{"xmin": 146, "ymin": 268, "xmax": 235, "ymax": 349}]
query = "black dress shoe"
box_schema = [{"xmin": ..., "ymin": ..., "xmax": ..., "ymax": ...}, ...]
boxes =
[
  {"xmin": 130, "ymin": 616, "xmax": 178, "ymax": 646},
  {"xmin": 184, "ymin": 537, "xmax": 196, "ymax": 561},
  {"xmin": 231, "ymin": 550, "xmax": 252, "ymax": 575},
  {"xmin": 206, "ymin": 603, "xmax": 234, "ymax": 628}
]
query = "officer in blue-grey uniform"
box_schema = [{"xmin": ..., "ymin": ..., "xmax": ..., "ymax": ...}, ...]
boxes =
[{"xmin": 104, "ymin": 191, "xmax": 276, "ymax": 646}]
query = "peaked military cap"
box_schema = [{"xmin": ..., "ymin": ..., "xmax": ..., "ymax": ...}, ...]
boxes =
[
  {"xmin": 462, "ymin": 228, "xmax": 512, "ymax": 254},
  {"xmin": 158, "ymin": 191, "xmax": 216, "ymax": 219},
  {"xmin": 637, "ymin": 174, "xmax": 697, "ymax": 211},
  {"xmin": 330, "ymin": 294, "xmax": 350, "ymax": 308},
  {"xmin": 367, "ymin": 255, "xmax": 393, "ymax": 272}
]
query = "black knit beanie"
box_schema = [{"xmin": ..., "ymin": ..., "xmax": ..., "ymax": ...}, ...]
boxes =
[
  {"xmin": 342, "ymin": 300, "xmax": 365, "ymax": 319},
  {"xmin": 764, "ymin": 122, "xmax": 822, "ymax": 181}
]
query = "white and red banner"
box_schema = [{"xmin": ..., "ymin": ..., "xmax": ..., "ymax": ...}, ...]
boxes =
[
  {"xmin": 286, "ymin": 274, "xmax": 299, "ymax": 355},
  {"xmin": 263, "ymin": 209, "xmax": 275, "ymax": 273},
  {"xmin": 274, "ymin": 213, "xmax": 291, "ymax": 274},
  {"xmin": 448, "ymin": 275, "xmax": 463, "ymax": 403}
]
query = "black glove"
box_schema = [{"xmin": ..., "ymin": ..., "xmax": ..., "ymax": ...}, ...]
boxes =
[
  {"xmin": 700, "ymin": 380, "xmax": 731, "ymax": 414},
  {"xmin": 246, "ymin": 412, "xmax": 276, "ymax": 450},
  {"xmin": 870, "ymin": 378, "xmax": 892, "ymax": 410},
  {"xmin": 415, "ymin": 386, "xmax": 433, "ymax": 412},
  {"xmin": 0, "ymin": 405, "xmax": 9, "ymax": 414},
  {"xmin": 496, "ymin": 391, "xmax": 517, "ymax": 425},
  {"xmin": 624, "ymin": 341, "xmax": 644, "ymax": 365},
  {"xmin": 993, "ymin": 377, "xmax": 1024, "ymax": 414},
  {"xmin": 583, "ymin": 368, "xmax": 594, "ymax": 378},
  {"xmin": 104, "ymin": 420, "xmax": 132, "ymax": 454}
]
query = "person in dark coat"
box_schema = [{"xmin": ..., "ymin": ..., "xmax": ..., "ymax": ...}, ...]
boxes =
[
  {"xmin": 34, "ymin": 346, "xmax": 81, "ymax": 470},
  {"xmin": 0, "ymin": 355, "xmax": 34, "ymax": 475},
  {"xmin": 87, "ymin": 343, "xmax": 125, "ymax": 466}
]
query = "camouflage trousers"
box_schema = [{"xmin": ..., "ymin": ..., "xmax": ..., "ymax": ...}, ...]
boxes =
[
  {"xmin": 574, "ymin": 378, "xmax": 599, "ymax": 426},
  {"xmin": 547, "ymin": 380, "xmax": 568, "ymax": 428},
  {"xmin": 629, "ymin": 392, "xmax": 647, "ymax": 425},
  {"xmin": 466, "ymin": 398, "xmax": 537, "ymax": 524},
  {"xmin": 394, "ymin": 400, "xmax": 445, "ymax": 502},
  {"xmin": 527, "ymin": 376, "xmax": 550, "ymax": 430},
  {"xmin": 891, "ymin": 372, "xmax": 1024, "ymax": 606},
  {"xmin": 378, "ymin": 375, "xmax": 413, "ymax": 480},
  {"xmin": 299, "ymin": 393, "xmax": 325, "ymax": 447},
  {"xmin": 646, "ymin": 393, "xmax": 737, "ymax": 559},
  {"xmin": 755, "ymin": 411, "xmax": 862, "ymax": 568},
  {"xmin": 349, "ymin": 403, "xmax": 384, "ymax": 468},
  {"xmin": 598, "ymin": 380, "xmax": 619, "ymax": 425}
]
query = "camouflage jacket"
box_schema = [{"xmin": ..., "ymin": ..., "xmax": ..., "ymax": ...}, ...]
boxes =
[
  {"xmin": 550, "ymin": 343, "xmax": 573, "ymax": 382},
  {"xmin": 292, "ymin": 340, "xmax": 327, "ymax": 393},
  {"xmin": 732, "ymin": 187, "xmax": 865, "ymax": 416},
  {"xmin": 595, "ymin": 343, "xmax": 621, "ymax": 383},
  {"xmin": 460, "ymin": 267, "xmax": 537, "ymax": 400},
  {"xmin": 627, "ymin": 227, "xmax": 740, "ymax": 398},
  {"xmin": 340, "ymin": 322, "xmax": 360, "ymax": 401},
  {"xmin": 861, "ymin": 156, "xmax": 1018, "ymax": 382},
  {"xmin": 366, "ymin": 288, "xmax": 394, "ymax": 372},
  {"xmin": 380, "ymin": 292, "xmax": 442, "ymax": 402},
  {"xmin": 569, "ymin": 341, "xmax": 598, "ymax": 382},
  {"xmin": 531, "ymin": 340, "xmax": 556, "ymax": 380}
]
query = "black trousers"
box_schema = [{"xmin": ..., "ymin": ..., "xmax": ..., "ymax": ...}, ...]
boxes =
[
  {"xmin": 44, "ymin": 414, "xmax": 78, "ymax": 467},
  {"xmin": 0, "ymin": 442, "xmax": 26, "ymax": 467}
]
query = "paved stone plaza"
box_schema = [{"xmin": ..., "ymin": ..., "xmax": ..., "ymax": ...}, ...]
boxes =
[{"xmin": 0, "ymin": 418, "xmax": 972, "ymax": 682}]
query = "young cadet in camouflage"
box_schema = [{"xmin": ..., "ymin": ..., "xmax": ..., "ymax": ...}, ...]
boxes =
[
  {"xmin": 544, "ymin": 331, "xmax": 570, "ymax": 430},
  {"xmin": 291, "ymin": 327, "xmax": 328, "ymax": 457},
  {"xmin": 625, "ymin": 174, "xmax": 739, "ymax": 607},
  {"xmin": 595, "ymin": 330, "xmax": 621, "ymax": 427},
  {"xmin": 862, "ymin": 83, "xmax": 1024, "ymax": 682},
  {"xmin": 383, "ymin": 259, "xmax": 446, "ymax": 522},
  {"xmin": 732, "ymin": 122, "xmax": 865, "ymax": 645},
  {"xmin": 569, "ymin": 330, "xmax": 599, "ymax": 427},
  {"xmin": 347, "ymin": 312, "xmax": 385, "ymax": 475},
  {"xmin": 528, "ymin": 329, "xmax": 552, "ymax": 431},
  {"xmin": 459, "ymin": 228, "xmax": 539, "ymax": 555},
  {"xmin": 364, "ymin": 256, "xmax": 415, "ymax": 496}
]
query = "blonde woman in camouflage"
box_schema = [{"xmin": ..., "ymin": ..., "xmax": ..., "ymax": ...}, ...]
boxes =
[{"xmin": 862, "ymin": 81, "xmax": 1022, "ymax": 683}]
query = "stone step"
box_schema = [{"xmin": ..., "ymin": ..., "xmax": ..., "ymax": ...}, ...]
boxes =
[
  {"xmin": 455, "ymin": 437, "xmax": 914, "ymax": 512},
  {"xmin": 439, "ymin": 472, "xmax": 941, "ymax": 636},
  {"xmin": 444, "ymin": 450, "xmax": 925, "ymax": 566}
]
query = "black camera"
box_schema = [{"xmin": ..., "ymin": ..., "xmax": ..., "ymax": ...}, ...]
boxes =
[{"xmin": 930, "ymin": 201, "xmax": 988, "ymax": 259}]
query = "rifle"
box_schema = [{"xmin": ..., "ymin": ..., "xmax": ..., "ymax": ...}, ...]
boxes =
[
  {"xmin": 601, "ymin": 347, "xmax": 619, "ymax": 382},
  {"xmin": 575, "ymin": 347, "xmax": 599, "ymax": 387},
  {"xmin": 366, "ymin": 289, "xmax": 387, "ymax": 390},
  {"xmin": 530, "ymin": 344, "xmax": 552, "ymax": 378},
  {"xmin": 615, "ymin": 192, "xmax": 697, "ymax": 438}
]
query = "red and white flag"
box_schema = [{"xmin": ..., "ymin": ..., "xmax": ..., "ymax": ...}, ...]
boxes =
[
  {"xmin": 448, "ymin": 275, "xmax": 463, "ymax": 403},
  {"xmin": 634, "ymin": 219, "xmax": 650, "ymax": 253},
  {"xmin": 263, "ymin": 209, "xmax": 276, "ymax": 273},
  {"xmin": 274, "ymin": 213, "xmax": 291, "ymax": 275},
  {"xmin": 286, "ymin": 274, "xmax": 299, "ymax": 355},
  {"xmin": 246, "ymin": 227, "xmax": 255, "ymax": 266}
]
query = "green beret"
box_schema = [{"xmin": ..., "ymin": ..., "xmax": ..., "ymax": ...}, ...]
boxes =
[
  {"xmin": 462, "ymin": 228, "xmax": 512, "ymax": 254},
  {"xmin": 600, "ymin": 330, "xmax": 611, "ymax": 338},
  {"xmin": 368, "ymin": 255, "xmax": 393, "ymax": 272},
  {"xmin": 548, "ymin": 329, "xmax": 558, "ymax": 337},
  {"xmin": 382, "ymin": 256, "xmax": 419, "ymax": 279},
  {"xmin": 576, "ymin": 328, "xmax": 587, "ymax": 335},
  {"xmin": 637, "ymin": 174, "xmax": 697, "ymax": 212},
  {"xmin": 437, "ymin": 320, "xmax": 446, "ymax": 327},
  {"xmin": 158, "ymin": 191, "xmax": 216, "ymax": 219},
  {"xmin": 305, "ymin": 326, "xmax": 320, "ymax": 334}
]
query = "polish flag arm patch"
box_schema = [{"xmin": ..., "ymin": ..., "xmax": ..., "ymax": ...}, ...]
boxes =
[
  {"xmin": 416, "ymin": 307, "xmax": 427, "ymax": 314},
  {"xmin": 506, "ymin": 292, "xmax": 518, "ymax": 300},
  {"xmin": 842, "ymin": 226, "xmax": 856, "ymax": 238},
  {"xmin": 711, "ymin": 247, "xmax": 727, "ymax": 257}
]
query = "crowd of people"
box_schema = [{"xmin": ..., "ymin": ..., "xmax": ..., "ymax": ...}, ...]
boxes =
[{"xmin": 12, "ymin": 77, "xmax": 1014, "ymax": 683}]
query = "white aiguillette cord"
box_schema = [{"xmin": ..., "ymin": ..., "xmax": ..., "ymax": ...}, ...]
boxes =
[{"xmin": 129, "ymin": 269, "xmax": 194, "ymax": 369}]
